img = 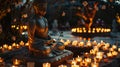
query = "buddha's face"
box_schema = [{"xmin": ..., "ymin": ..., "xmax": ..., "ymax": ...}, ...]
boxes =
[
  {"xmin": 38, "ymin": 10, "xmax": 46, "ymax": 16},
  {"xmin": 34, "ymin": 3, "xmax": 47, "ymax": 16}
]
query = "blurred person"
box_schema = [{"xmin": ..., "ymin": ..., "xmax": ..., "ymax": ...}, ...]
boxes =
[{"xmin": 52, "ymin": 19, "xmax": 58, "ymax": 35}]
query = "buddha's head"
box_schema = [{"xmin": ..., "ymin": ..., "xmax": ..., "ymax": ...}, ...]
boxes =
[{"xmin": 33, "ymin": 0, "xmax": 47, "ymax": 16}]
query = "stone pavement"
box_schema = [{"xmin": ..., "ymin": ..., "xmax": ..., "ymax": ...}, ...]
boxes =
[{"xmin": 49, "ymin": 31, "xmax": 120, "ymax": 46}]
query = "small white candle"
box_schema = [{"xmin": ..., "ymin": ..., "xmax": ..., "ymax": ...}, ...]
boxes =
[
  {"xmin": 12, "ymin": 43, "xmax": 16, "ymax": 48},
  {"xmin": 25, "ymin": 42, "xmax": 29, "ymax": 47},
  {"xmin": 75, "ymin": 56, "xmax": 82, "ymax": 62},
  {"xmin": 8, "ymin": 46, "xmax": 12, "ymax": 51},
  {"xmin": 91, "ymin": 62, "xmax": 99, "ymax": 67},
  {"xmin": 58, "ymin": 65, "xmax": 67, "ymax": 67},
  {"xmin": 13, "ymin": 59, "xmax": 20, "ymax": 66},
  {"xmin": 19, "ymin": 41, "xmax": 24, "ymax": 46},
  {"xmin": 118, "ymin": 48, "xmax": 120, "ymax": 52},
  {"xmin": 3, "ymin": 44, "xmax": 8, "ymax": 49},
  {"xmin": 11, "ymin": 65, "xmax": 18, "ymax": 67},
  {"xmin": 107, "ymin": 52, "xmax": 113, "ymax": 58},
  {"xmin": 78, "ymin": 42, "xmax": 84, "ymax": 47},
  {"xmin": 0, "ymin": 57, "xmax": 3, "ymax": 63},
  {"xmin": 112, "ymin": 45, "xmax": 117, "ymax": 50},
  {"xmin": 112, "ymin": 51, "xmax": 118, "ymax": 56},
  {"xmin": 43, "ymin": 62, "xmax": 51, "ymax": 67},
  {"xmin": 85, "ymin": 58, "xmax": 91, "ymax": 64},
  {"xmin": 71, "ymin": 64, "xmax": 79, "ymax": 67},
  {"xmin": 71, "ymin": 58, "xmax": 76, "ymax": 65},
  {"xmin": 72, "ymin": 41, "xmax": 78, "ymax": 46}
]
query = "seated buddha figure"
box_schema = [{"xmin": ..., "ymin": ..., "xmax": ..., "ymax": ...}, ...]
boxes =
[{"xmin": 28, "ymin": 0, "xmax": 65, "ymax": 57}]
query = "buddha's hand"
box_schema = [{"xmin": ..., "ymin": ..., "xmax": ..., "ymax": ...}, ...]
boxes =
[{"xmin": 51, "ymin": 43, "xmax": 56, "ymax": 48}]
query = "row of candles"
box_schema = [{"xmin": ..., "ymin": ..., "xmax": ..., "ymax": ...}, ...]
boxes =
[
  {"xmin": 0, "ymin": 41, "xmax": 29, "ymax": 53},
  {"xmin": 0, "ymin": 39, "xmax": 120, "ymax": 67},
  {"xmin": 0, "ymin": 57, "xmax": 51, "ymax": 67},
  {"xmin": 60, "ymin": 38, "xmax": 98, "ymax": 47},
  {"xmin": 57, "ymin": 39, "xmax": 120, "ymax": 67},
  {"xmin": 11, "ymin": 25, "xmax": 28, "ymax": 30},
  {"xmin": 71, "ymin": 27, "xmax": 111, "ymax": 33},
  {"xmin": 0, "ymin": 57, "xmax": 22, "ymax": 67}
]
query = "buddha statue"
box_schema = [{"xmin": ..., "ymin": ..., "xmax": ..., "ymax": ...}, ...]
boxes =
[{"xmin": 27, "ymin": 0, "xmax": 65, "ymax": 58}]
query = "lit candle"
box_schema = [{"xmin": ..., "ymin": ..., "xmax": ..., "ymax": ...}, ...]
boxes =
[
  {"xmin": 92, "ymin": 40, "xmax": 97, "ymax": 46},
  {"xmin": 43, "ymin": 62, "xmax": 51, "ymax": 67},
  {"xmin": 3, "ymin": 44, "xmax": 8, "ymax": 49},
  {"xmin": 11, "ymin": 25, "xmax": 16, "ymax": 28},
  {"xmin": 16, "ymin": 27, "xmax": 19, "ymax": 30},
  {"xmin": 8, "ymin": 46, "xmax": 12, "ymax": 51},
  {"xmin": 100, "ymin": 40, "xmax": 105, "ymax": 46},
  {"xmin": 109, "ymin": 48, "xmax": 114, "ymax": 52},
  {"xmin": 85, "ymin": 58, "xmax": 91, "ymax": 64},
  {"xmin": 80, "ymin": 60, "xmax": 88, "ymax": 67},
  {"xmin": 92, "ymin": 30, "xmax": 95, "ymax": 33},
  {"xmin": 71, "ymin": 58, "xmax": 76, "ymax": 65},
  {"xmin": 96, "ymin": 52, "xmax": 103, "ymax": 56},
  {"xmin": 19, "ymin": 41, "xmax": 24, "ymax": 46},
  {"xmin": 102, "ymin": 46, "xmax": 108, "ymax": 51},
  {"xmin": 0, "ymin": 47, "xmax": 3, "ymax": 52},
  {"xmin": 105, "ymin": 43, "xmax": 110, "ymax": 48},
  {"xmin": 16, "ymin": 44, "xmax": 20, "ymax": 49},
  {"xmin": 118, "ymin": 48, "xmax": 120, "ymax": 52},
  {"xmin": 71, "ymin": 64, "xmax": 79, "ymax": 67},
  {"xmin": 58, "ymin": 65, "xmax": 67, "ymax": 67},
  {"xmin": 91, "ymin": 62, "xmax": 99, "ymax": 67},
  {"xmin": 0, "ymin": 57, "xmax": 3, "ymax": 63},
  {"xmin": 107, "ymin": 52, "xmax": 113, "ymax": 58},
  {"xmin": 64, "ymin": 42, "xmax": 69, "ymax": 46},
  {"xmin": 23, "ymin": 25, "xmax": 27, "ymax": 30},
  {"xmin": 86, "ymin": 41, "xmax": 92, "ymax": 47},
  {"xmin": 72, "ymin": 41, "xmax": 78, "ymax": 46},
  {"xmin": 60, "ymin": 39, "xmax": 64, "ymax": 43},
  {"xmin": 12, "ymin": 43, "xmax": 16, "ymax": 48},
  {"xmin": 112, "ymin": 51, "xmax": 118, "ymax": 56},
  {"xmin": 84, "ymin": 52, "xmax": 89, "ymax": 58},
  {"xmin": 66, "ymin": 39, "xmax": 71, "ymax": 44},
  {"xmin": 75, "ymin": 56, "xmax": 82, "ymax": 62},
  {"xmin": 13, "ymin": 59, "xmax": 20, "ymax": 66},
  {"xmin": 11, "ymin": 65, "xmax": 18, "ymax": 67},
  {"xmin": 78, "ymin": 42, "xmax": 84, "ymax": 47},
  {"xmin": 112, "ymin": 45, "xmax": 117, "ymax": 50},
  {"xmin": 90, "ymin": 49, "xmax": 97, "ymax": 55},
  {"xmin": 25, "ymin": 42, "xmax": 29, "ymax": 47},
  {"xmin": 95, "ymin": 56, "xmax": 102, "ymax": 62}
]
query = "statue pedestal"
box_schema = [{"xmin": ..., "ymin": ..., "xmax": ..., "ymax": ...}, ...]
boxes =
[{"xmin": 15, "ymin": 48, "xmax": 73, "ymax": 67}]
